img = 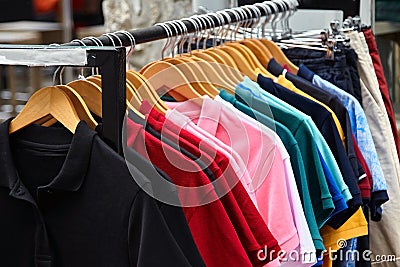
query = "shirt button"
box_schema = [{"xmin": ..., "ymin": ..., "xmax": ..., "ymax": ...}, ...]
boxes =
[
  {"xmin": 46, "ymin": 189, "xmax": 53, "ymax": 194},
  {"xmin": 16, "ymin": 188, "xmax": 25, "ymax": 195}
]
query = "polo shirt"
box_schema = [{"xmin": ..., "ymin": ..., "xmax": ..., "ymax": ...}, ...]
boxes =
[
  {"xmin": 268, "ymin": 59, "xmax": 366, "ymax": 181},
  {"xmin": 235, "ymin": 84, "xmax": 334, "ymax": 229},
  {"xmin": 320, "ymin": 207, "xmax": 368, "ymax": 267},
  {"xmin": 297, "ymin": 65, "xmax": 389, "ymax": 218},
  {"xmin": 214, "ymin": 96, "xmax": 316, "ymax": 266},
  {"xmin": 219, "ymin": 89, "xmax": 324, "ymax": 246},
  {"xmin": 126, "ymin": 118, "xmax": 255, "ymax": 267},
  {"xmin": 234, "ymin": 80, "xmax": 370, "ymax": 255},
  {"xmin": 137, "ymin": 104, "xmax": 281, "ymax": 266},
  {"xmin": 165, "ymin": 97, "xmax": 300, "ymax": 253},
  {"xmin": 123, "ymin": 147, "xmax": 206, "ymax": 267},
  {"xmin": 274, "ymin": 74, "xmax": 346, "ymax": 147},
  {"xmin": 239, "ymin": 77, "xmax": 352, "ymax": 205},
  {"xmin": 0, "ymin": 119, "xmax": 195, "ymax": 267},
  {"xmin": 352, "ymin": 134, "xmax": 372, "ymax": 201},
  {"xmin": 236, "ymin": 83, "xmax": 354, "ymax": 229},
  {"xmin": 257, "ymin": 75, "xmax": 362, "ymax": 213},
  {"xmin": 218, "ymin": 91, "xmax": 317, "ymax": 265}
]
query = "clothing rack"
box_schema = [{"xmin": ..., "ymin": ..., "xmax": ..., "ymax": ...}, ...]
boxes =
[
  {"xmin": 62, "ymin": 1, "xmax": 298, "ymax": 48},
  {"xmin": 0, "ymin": 1, "xmax": 296, "ymax": 158},
  {"xmin": 51, "ymin": 0, "xmax": 296, "ymax": 156},
  {"xmin": 0, "ymin": 45, "xmax": 126, "ymax": 155}
]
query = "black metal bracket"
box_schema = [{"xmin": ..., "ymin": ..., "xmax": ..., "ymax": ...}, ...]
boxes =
[{"xmin": 86, "ymin": 48, "xmax": 126, "ymax": 155}]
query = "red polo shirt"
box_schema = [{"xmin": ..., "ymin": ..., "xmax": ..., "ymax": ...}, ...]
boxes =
[
  {"xmin": 352, "ymin": 134, "xmax": 372, "ymax": 200},
  {"xmin": 140, "ymin": 102, "xmax": 281, "ymax": 266},
  {"xmin": 126, "ymin": 118, "xmax": 253, "ymax": 267}
]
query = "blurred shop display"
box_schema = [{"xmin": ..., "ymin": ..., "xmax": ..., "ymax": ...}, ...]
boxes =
[
  {"xmin": 376, "ymin": 0, "xmax": 400, "ymax": 23},
  {"xmin": 103, "ymin": 0, "xmax": 193, "ymax": 69}
]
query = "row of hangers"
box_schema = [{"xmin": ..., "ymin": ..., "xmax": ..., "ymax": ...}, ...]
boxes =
[
  {"xmin": 276, "ymin": 15, "xmax": 368, "ymax": 60},
  {"xmin": 12, "ymin": 0, "xmax": 348, "ymax": 135}
]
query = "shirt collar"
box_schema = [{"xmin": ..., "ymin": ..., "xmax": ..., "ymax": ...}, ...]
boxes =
[
  {"xmin": 267, "ymin": 58, "xmax": 285, "ymax": 77},
  {"xmin": 297, "ymin": 64, "xmax": 315, "ymax": 82},
  {"xmin": 0, "ymin": 119, "xmax": 96, "ymax": 193}
]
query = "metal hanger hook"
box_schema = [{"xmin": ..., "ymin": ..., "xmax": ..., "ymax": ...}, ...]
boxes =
[
  {"xmin": 247, "ymin": 5, "xmax": 262, "ymax": 38},
  {"xmin": 254, "ymin": 2, "xmax": 271, "ymax": 38},
  {"xmin": 181, "ymin": 17, "xmax": 199, "ymax": 55},
  {"xmin": 207, "ymin": 12, "xmax": 224, "ymax": 48},
  {"xmin": 215, "ymin": 10, "xmax": 231, "ymax": 45},
  {"xmin": 173, "ymin": 20, "xmax": 188, "ymax": 56},
  {"xmin": 164, "ymin": 21, "xmax": 180, "ymax": 58},
  {"xmin": 155, "ymin": 22, "xmax": 173, "ymax": 59},
  {"xmin": 201, "ymin": 15, "xmax": 215, "ymax": 50},
  {"xmin": 115, "ymin": 30, "xmax": 136, "ymax": 70},
  {"xmin": 225, "ymin": 8, "xmax": 240, "ymax": 42},
  {"xmin": 101, "ymin": 33, "xmax": 117, "ymax": 47}
]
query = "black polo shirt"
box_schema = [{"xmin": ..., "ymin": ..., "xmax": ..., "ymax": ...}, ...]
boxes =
[
  {"xmin": 267, "ymin": 58, "xmax": 366, "ymax": 181},
  {"xmin": 257, "ymin": 75, "xmax": 362, "ymax": 228},
  {"xmin": 0, "ymin": 119, "xmax": 193, "ymax": 267}
]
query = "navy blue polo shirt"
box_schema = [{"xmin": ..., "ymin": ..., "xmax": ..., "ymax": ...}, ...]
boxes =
[
  {"xmin": 257, "ymin": 75, "xmax": 362, "ymax": 227},
  {"xmin": 267, "ymin": 58, "xmax": 366, "ymax": 182}
]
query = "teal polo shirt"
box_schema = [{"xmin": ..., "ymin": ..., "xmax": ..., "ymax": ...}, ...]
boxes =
[{"xmin": 218, "ymin": 90, "xmax": 325, "ymax": 252}]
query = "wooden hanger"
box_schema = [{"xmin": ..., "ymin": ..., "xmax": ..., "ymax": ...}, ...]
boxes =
[
  {"xmin": 168, "ymin": 56, "xmax": 222, "ymax": 96},
  {"xmin": 126, "ymin": 70, "xmax": 169, "ymax": 114},
  {"xmin": 259, "ymin": 39, "xmax": 299, "ymax": 74},
  {"xmin": 86, "ymin": 76, "xmax": 102, "ymax": 87},
  {"xmin": 55, "ymin": 85, "xmax": 98, "ymax": 129},
  {"xmin": 86, "ymin": 75, "xmax": 145, "ymax": 119},
  {"xmin": 209, "ymin": 44, "xmax": 257, "ymax": 81},
  {"xmin": 225, "ymin": 42, "xmax": 275, "ymax": 79},
  {"xmin": 140, "ymin": 61, "xmax": 202, "ymax": 101},
  {"xmin": 66, "ymin": 79, "xmax": 102, "ymax": 118},
  {"xmin": 10, "ymin": 86, "xmax": 82, "ymax": 134},
  {"xmin": 240, "ymin": 39, "xmax": 273, "ymax": 67},
  {"xmin": 164, "ymin": 57, "xmax": 212, "ymax": 97},
  {"xmin": 191, "ymin": 50, "xmax": 242, "ymax": 87}
]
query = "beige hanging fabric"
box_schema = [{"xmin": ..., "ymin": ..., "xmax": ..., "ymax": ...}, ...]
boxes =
[{"xmin": 345, "ymin": 30, "xmax": 400, "ymax": 266}]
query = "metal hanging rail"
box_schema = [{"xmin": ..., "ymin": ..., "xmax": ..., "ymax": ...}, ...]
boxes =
[{"xmin": 62, "ymin": 0, "xmax": 298, "ymax": 47}]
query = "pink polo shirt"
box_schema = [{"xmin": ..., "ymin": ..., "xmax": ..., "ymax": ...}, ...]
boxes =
[
  {"xmin": 165, "ymin": 96, "xmax": 299, "ymax": 253},
  {"xmin": 214, "ymin": 97, "xmax": 316, "ymax": 266}
]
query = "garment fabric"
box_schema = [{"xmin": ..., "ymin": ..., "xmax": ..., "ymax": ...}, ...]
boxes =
[
  {"xmin": 138, "ymin": 102, "xmax": 285, "ymax": 267},
  {"xmin": 282, "ymin": 47, "xmax": 362, "ymax": 104},
  {"xmin": 236, "ymin": 80, "xmax": 336, "ymax": 226},
  {"xmin": 214, "ymin": 95, "xmax": 316, "ymax": 266},
  {"xmin": 267, "ymin": 58, "xmax": 366, "ymax": 182},
  {"xmin": 238, "ymin": 77, "xmax": 352, "ymax": 207},
  {"xmin": 165, "ymin": 96, "xmax": 301, "ymax": 254},
  {"xmin": 362, "ymin": 28, "xmax": 400, "ymax": 163},
  {"xmin": 0, "ymin": 120, "xmax": 199, "ymax": 267},
  {"xmin": 257, "ymin": 74, "xmax": 362, "ymax": 213},
  {"xmin": 242, "ymin": 76, "xmax": 349, "ymax": 221},
  {"xmin": 345, "ymin": 30, "xmax": 400, "ymax": 265},
  {"xmin": 220, "ymin": 89, "xmax": 324, "ymax": 253},
  {"xmin": 234, "ymin": 78, "xmax": 368, "ymax": 263},
  {"xmin": 297, "ymin": 65, "xmax": 389, "ymax": 218}
]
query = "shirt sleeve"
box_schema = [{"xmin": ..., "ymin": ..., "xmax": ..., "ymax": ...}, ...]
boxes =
[{"xmin": 128, "ymin": 190, "xmax": 193, "ymax": 266}]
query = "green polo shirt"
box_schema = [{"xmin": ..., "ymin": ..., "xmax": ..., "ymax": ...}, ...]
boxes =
[
  {"xmin": 235, "ymin": 83, "xmax": 334, "ymax": 231},
  {"xmin": 218, "ymin": 89, "xmax": 325, "ymax": 252}
]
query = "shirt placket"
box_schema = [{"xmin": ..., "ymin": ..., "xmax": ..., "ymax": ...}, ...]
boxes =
[{"xmin": 10, "ymin": 179, "xmax": 53, "ymax": 267}]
